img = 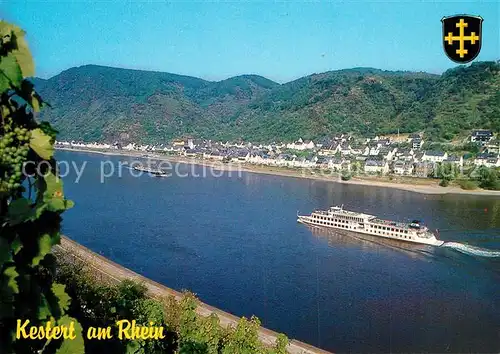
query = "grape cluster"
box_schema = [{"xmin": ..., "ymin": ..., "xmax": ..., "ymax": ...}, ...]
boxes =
[{"xmin": 0, "ymin": 126, "xmax": 31, "ymax": 192}]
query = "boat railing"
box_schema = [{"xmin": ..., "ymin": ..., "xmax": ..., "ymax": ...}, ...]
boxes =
[{"xmin": 313, "ymin": 210, "xmax": 330, "ymax": 215}]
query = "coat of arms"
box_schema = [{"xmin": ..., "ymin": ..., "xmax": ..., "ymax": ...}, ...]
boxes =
[{"xmin": 442, "ymin": 15, "xmax": 483, "ymax": 63}]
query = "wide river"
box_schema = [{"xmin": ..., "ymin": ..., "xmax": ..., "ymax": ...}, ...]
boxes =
[{"xmin": 58, "ymin": 151, "xmax": 500, "ymax": 353}]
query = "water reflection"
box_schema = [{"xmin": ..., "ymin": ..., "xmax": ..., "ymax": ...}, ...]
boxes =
[{"xmin": 306, "ymin": 224, "xmax": 434, "ymax": 261}]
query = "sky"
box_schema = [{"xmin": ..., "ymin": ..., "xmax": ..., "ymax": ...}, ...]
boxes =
[{"xmin": 1, "ymin": 1, "xmax": 499, "ymax": 83}]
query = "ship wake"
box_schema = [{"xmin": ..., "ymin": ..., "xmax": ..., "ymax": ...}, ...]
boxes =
[{"xmin": 441, "ymin": 242, "xmax": 500, "ymax": 258}]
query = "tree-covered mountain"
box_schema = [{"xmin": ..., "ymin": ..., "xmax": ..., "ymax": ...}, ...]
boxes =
[{"xmin": 36, "ymin": 61, "xmax": 499, "ymax": 143}]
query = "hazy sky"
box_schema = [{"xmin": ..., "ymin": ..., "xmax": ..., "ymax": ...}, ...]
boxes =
[{"xmin": 2, "ymin": 1, "xmax": 499, "ymax": 83}]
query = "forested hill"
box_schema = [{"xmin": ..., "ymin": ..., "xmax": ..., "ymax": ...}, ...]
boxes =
[{"xmin": 36, "ymin": 61, "xmax": 500, "ymax": 143}]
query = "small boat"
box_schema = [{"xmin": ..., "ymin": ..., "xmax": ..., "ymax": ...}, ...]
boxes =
[{"xmin": 133, "ymin": 166, "xmax": 168, "ymax": 177}]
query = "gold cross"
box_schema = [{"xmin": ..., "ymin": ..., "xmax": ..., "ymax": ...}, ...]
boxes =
[{"xmin": 444, "ymin": 18, "xmax": 480, "ymax": 58}]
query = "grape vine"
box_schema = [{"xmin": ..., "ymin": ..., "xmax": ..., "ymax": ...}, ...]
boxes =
[{"xmin": 0, "ymin": 21, "xmax": 83, "ymax": 353}]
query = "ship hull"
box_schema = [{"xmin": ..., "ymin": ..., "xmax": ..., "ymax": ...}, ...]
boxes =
[{"xmin": 298, "ymin": 215, "xmax": 444, "ymax": 247}]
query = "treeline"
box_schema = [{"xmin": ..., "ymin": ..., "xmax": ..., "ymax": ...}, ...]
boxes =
[
  {"xmin": 432, "ymin": 163, "xmax": 500, "ymax": 190},
  {"xmin": 36, "ymin": 60, "xmax": 500, "ymax": 144}
]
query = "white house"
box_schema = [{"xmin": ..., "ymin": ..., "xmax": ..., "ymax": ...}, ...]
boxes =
[
  {"xmin": 470, "ymin": 130, "xmax": 494, "ymax": 145},
  {"xmin": 444, "ymin": 155, "xmax": 464, "ymax": 167},
  {"xmin": 422, "ymin": 151, "xmax": 448, "ymax": 163},
  {"xmin": 122, "ymin": 143, "xmax": 136, "ymax": 150},
  {"xmin": 248, "ymin": 153, "xmax": 266, "ymax": 165},
  {"xmin": 328, "ymin": 158, "xmax": 344, "ymax": 171},
  {"xmin": 363, "ymin": 143, "xmax": 380, "ymax": 156},
  {"xmin": 473, "ymin": 153, "xmax": 491, "ymax": 166},
  {"xmin": 340, "ymin": 143, "xmax": 352, "ymax": 156},
  {"xmin": 485, "ymin": 157, "xmax": 500, "ymax": 167},
  {"xmin": 393, "ymin": 148, "xmax": 415, "ymax": 162},
  {"xmin": 364, "ymin": 160, "xmax": 389, "ymax": 174},
  {"xmin": 286, "ymin": 138, "xmax": 315, "ymax": 151},
  {"xmin": 393, "ymin": 161, "xmax": 414, "ymax": 175},
  {"xmin": 408, "ymin": 134, "xmax": 424, "ymax": 149},
  {"xmin": 379, "ymin": 147, "xmax": 397, "ymax": 161},
  {"xmin": 292, "ymin": 157, "xmax": 316, "ymax": 168},
  {"xmin": 318, "ymin": 143, "xmax": 340, "ymax": 156},
  {"xmin": 475, "ymin": 155, "xmax": 500, "ymax": 167}
]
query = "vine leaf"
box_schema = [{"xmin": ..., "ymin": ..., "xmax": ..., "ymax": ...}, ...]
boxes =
[
  {"xmin": 0, "ymin": 238, "xmax": 12, "ymax": 269},
  {"xmin": 3, "ymin": 266, "xmax": 19, "ymax": 294},
  {"xmin": 0, "ymin": 21, "xmax": 34, "ymax": 77},
  {"xmin": 52, "ymin": 283, "xmax": 71, "ymax": 313},
  {"xmin": 31, "ymin": 91, "xmax": 41, "ymax": 112},
  {"xmin": 32, "ymin": 233, "xmax": 52, "ymax": 266},
  {"xmin": 11, "ymin": 237, "xmax": 22, "ymax": 255},
  {"xmin": 11, "ymin": 28, "xmax": 35, "ymax": 78},
  {"xmin": 55, "ymin": 316, "xmax": 85, "ymax": 354},
  {"xmin": 6, "ymin": 197, "xmax": 32, "ymax": 225},
  {"xmin": 125, "ymin": 340, "xmax": 141, "ymax": 354},
  {"xmin": 43, "ymin": 173, "xmax": 74, "ymax": 212},
  {"xmin": 30, "ymin": 128, "xmax": 54, "ymax": 160},
  {"xmin": 0, "ymin": 55, "xmax": 22, "ymax": 92},
  {"xmin": 38, "ymin": 294, "xmax": 52, "ymax": 320}
]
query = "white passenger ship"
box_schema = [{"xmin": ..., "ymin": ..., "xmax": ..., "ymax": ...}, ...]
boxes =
[{"xmin": 298, "ymin": 205, "xmax": 444, "ymax": 246}]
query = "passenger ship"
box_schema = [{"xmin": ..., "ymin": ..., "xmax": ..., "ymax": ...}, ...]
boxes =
[{"xmin": 298, "ymin": 205, "xmax": 444, "ymax": 246}]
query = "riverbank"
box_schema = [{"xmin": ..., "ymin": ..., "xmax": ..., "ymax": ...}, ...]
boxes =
[
  {"xmin": 55, "ymin": 236, "xmax": 332, "ymax": 354},
  {"xmin": 56, "ymin": 147, "xmax": 500, "ymax": 196}
]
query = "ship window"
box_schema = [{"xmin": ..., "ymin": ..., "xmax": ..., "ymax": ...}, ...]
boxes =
[{"xmin": 391, "ymin": 228, "xmax": 395, "ymax": 232}]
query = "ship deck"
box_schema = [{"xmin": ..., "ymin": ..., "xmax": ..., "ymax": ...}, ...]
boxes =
[{"xmin": 370, "ymin": 218, "xmax": 414, "ymax": 229}]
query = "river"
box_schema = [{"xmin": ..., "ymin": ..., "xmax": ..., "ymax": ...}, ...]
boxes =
[{"xmin": 57, "ymin": 150, "xmax": 500, "ymax": 353}]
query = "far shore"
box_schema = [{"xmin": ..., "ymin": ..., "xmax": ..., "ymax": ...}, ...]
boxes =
[{"xmin": 55, "ymin": 146, "xmax": 500, "ymax": 197}]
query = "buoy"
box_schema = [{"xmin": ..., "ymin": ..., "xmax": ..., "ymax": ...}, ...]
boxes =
[{"xmin": 484, "ymin": 208, "xmax": 488, "ymax": 212}]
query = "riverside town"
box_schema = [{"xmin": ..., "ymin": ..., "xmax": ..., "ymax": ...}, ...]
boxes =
[{"xmin": 56, "ymin": 129, "xmax": 500, "ymax": 191}]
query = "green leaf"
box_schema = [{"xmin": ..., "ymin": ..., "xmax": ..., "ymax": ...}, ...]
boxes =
[
  {"xmin": 0, "ymin": 238, "xmax": 12, "ymax": 268},
  {"xmin": 43, "ymin": 172, "xmax": 63, "ymax": 198},
  {"xmin": 3, "ymin": 266, "xmax": 19, "ymax": 294},
  {"xmin": 52, "ymin": 283, "xmax": 71, "ymax": 313},
  {"xmin": 11, "ymin": 237, "xmax": 22, "ymax": 255},
  {"xmin": 125, "ymin": 340, "xmax": 142, "ymax": 354},
  {"xmin": 40, "ymin": 173, "xmax": 74, "ymax": 212},
  {"xmin": 11, "ymin": 28, "xmax": 34, "ymax": 78},
  {"xmin": 31, "ymin": 92, "xmax": 41, "ymax": 112},
  {"xmin": 46, "ymin": 198, "xmax": 65, "ymax": 212},
  {"xmin": 0, "ymin": 21, "xmax": 34, "ymax": 77},
  {"xmin": 38, "ymin": 294, "xmax": 51, "ymax": 320},
  {"xmin": 32, "ymin": 233, "xmax": 52, "ymax": 266},
  {"xmin": 6, "ymin": 198, "xmax": 32, "ymax": 225},
  {"xmin": 0, "ymin": 54, "xmax": 22, "ymax": 91},
  {"xmin": 55, "ymin": 316, "xmax": 85, "ymax": 354},
  {"xmin": 29, "ymin": 128, "xmax": 54, "ymax": 160}
]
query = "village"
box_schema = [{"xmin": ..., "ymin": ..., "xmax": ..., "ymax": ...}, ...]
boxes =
[{"xmin": 56, "ymin": 129, "xmax": 500, "ymax": 180}]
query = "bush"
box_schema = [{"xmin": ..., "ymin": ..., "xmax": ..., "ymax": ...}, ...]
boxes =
[
  {"xmin": 439, "ymin": 179, "xmax": 450, "ymax": 187},
  {"xmin": 55, "ymin": 256, "xmax": 289, "ymax": 354},
  {"xmin": 456, "ymin": 179, "xmax": 478, "ymax": 190},
  {"xmin": 341, "ymin": 173, "xmax": 352, "ymax": 181}
]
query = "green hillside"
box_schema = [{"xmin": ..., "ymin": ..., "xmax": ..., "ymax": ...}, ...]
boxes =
[{"xmin": 36, "ymin": 61, "xmax": 499, "ymax": 143}]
